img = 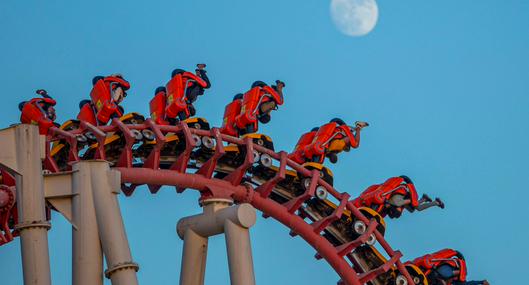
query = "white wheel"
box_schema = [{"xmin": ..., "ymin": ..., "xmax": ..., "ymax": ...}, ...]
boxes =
[
  {"xmin": 194, "ymin": 122, "xmax": 201, "ymax": 129},
  {"xmin": 202, "ymin": 137, "xmax": 215, "ymax": 149},
  {"xmin": 315, "ymin": 186, "xmax": 328, "ymax": 200},
  {"xmin": 85, "ymin": 132, "xmax": 96, "ymax": 140},
  {"xmin": 396, "ymin": 275, "xmax": 408, "ymax": 285},
  {"xmin": 76, "ymin": 134, "xmax": 87, "ymax": 143},
  {"xmin": 260, "ymin": 154, "xmax": 273, "ymax": 167},
  {"xmin": 192, "ymin": 135, "xmax": 202, "ymax": 147},
  {"xmin": 366, "ymin": 233, "xmax": 377, "ymax": 246},
  {"xmin": 353, "ymin": 220, "xmax": 366, "ymax": 235},
  {"xmin": 302, "ymin": 178, "xmax": 311, "ymax": 190},
  {"xmin": 142, "ymin": 129, "xmax": 155, "ymax": 141},
  {"xmin": 252, "ymin": 150, "xmax": 260, "ymax": 163},
  {"xmin": 131, "ymin": 129, "xmax": 143, "ymax": 140}
]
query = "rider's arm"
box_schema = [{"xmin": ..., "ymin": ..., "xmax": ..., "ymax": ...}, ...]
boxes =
[
  {"xmin": 196, "ymin": 69, "xmax": 211, "ymax": 89},
  {"xmin": 341, "ymin": 126, "xmax": 360, "ymax": 148},
  {"xmin": 183, "ymin": 72, "xmax": 208, "ymax": 88}
]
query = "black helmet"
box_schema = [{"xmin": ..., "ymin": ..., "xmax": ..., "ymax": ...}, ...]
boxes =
[
  {"xmin": 92, "ymin": 76, "xmax": 104, "ymax": 86},
  {"xmin": 171, "ymin": 69, "xmax": 186, "ymax": 78},
  {"xmin": 233, "ymin": 93, "xmax": 243, "ymax": 101},
  {"xmin": 330, "ymin": 118, "xmax": 346, "ymax": 125},
  {"xmin": 399, "ymin": 175, "xmax": 413, "ymax": 184},
  {"xmin": 311, "ymin": 127, "xmax": 320, "ymax": 132},
  {"xmin": 79, "ymin": 99, "xmax": 91, "ymax": 110},
  {"xmin": 251, "ymin": 81, "xmax": 267, "ymax": 88},
  {"xmin": 154, "ymin": 86, "xmax": 166, "ymax": 95},
  {"xmin": 18, "ymin": 101, "xmax": 27, "ymax": 111}
]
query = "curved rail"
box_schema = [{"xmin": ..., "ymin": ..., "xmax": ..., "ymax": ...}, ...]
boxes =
[{"xmin": 2, "ymin": 119, "xmax": 415, "ymax": 285}]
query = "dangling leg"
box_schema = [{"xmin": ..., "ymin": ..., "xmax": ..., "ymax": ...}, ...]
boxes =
[{"xmin": 416, "ymin": 197, "xmax": 445, "ymax": 211}]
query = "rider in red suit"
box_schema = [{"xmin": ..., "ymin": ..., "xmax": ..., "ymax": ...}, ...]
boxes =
[
  {"xmin": 220, "ymin": 80, "xmax": 285, "ymax": 136},
  {"xmin": 353, "ymin": 175, "xmax": 444, "ymax": 218},
  {"xmin": 151, "ymin": 64, "xmax": 211, "ymax": 124},
  {"xmin": 290, "ymin": 118, "xmax": 367, "ymax": 165},
  {"xmin": 77, "ymin": 74, "xmax": 130, "ymax": 126},
  {"xmin": 288, "ymin": 127, "xmax": 320, "ymax": 164},
  {"xmin": 19, "ymin": 89, "xmax": 58, "ymax": 135},
  {"xmin": 408, "ymin": 249, "xmax": 489, "ymax": 285},
  {"xmin": 219, "ymin": 93, "xmax": 244, "ymax": 136}
]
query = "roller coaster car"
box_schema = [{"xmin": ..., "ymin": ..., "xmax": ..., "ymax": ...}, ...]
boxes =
[
  {"xmin": 138, "ymin": 117, "xmax": 214, "ymax": 166},
  {"xmin": 83, "ymin": 113, "xmax": 151, "ymax": 161},
  {"xmin": 305, "ymin": 198, "xmax": 386, "ymax": 246},
  {"xmin": 217, "ymin": 133, "xmax": 275, "ymax": 169},
  {"xmin": 19, "ymin": 96, "xmax": 57, "ymax": 135},
  {"xmin": 256, "ymin": 162, "xmax": 334, "ymax": 204},
  {"xmin": 50, "ymin": 120, "xmax": 94, "ymax": 170},
  {"xmin": 408, "ymin": 249, "xmax": 467, "ymax": 285},
  {"xmin": 353, "ymin": 246, "xmax": 428, "ymax": 285}
]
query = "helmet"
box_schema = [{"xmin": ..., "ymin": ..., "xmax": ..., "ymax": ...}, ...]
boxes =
[
  {"xmin": 233, "ymin": 93, "xmax": 244, "ymax": 101},
  {"xmin": 399, "ymin": 175, "xmax": 413, "ymax": 184},
  {"xmin": 92, "ymin": 76, "xmax": 104, "ymax": 86},
  {"xmin": 155, "ymin": 86, "xmax": 166, "ymax": 95},
  {"xmin": 311, "ymin": 127, "xmax": 320, "ymax": 132},
  {"xmin": 171, "ymin": 69, "xmax": 186, "ymax": 78},
  {"xmin": 251, "ymin": 81, "xmax": 267, "ymax": 88},
  {"xmin": 330, "ymin": 118, "xmax": 346, "ymax": 125}
]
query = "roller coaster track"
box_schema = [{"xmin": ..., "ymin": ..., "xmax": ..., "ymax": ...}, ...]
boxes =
[{"xmin": 1, "ymin": 119, "xmax": 417, "ymax": 285}]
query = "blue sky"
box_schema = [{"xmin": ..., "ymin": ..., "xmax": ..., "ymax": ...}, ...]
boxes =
[{"xmin": 1, "ymin": 0, "xmax": 528, "ymax": 284}]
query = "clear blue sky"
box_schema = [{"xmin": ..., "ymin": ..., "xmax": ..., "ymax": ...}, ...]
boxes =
[{"xmin": 1, "ymin": 0, "xmax": 527, "ymax": 284}]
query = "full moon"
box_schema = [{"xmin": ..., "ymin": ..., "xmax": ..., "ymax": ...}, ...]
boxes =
[{"xmin": 330, "ymin": 0, "xmax": 379, "ymax": 36}]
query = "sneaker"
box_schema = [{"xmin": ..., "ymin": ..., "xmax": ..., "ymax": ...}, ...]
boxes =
[
  {"xmin": 435, "ymin": 198, "xmax": 445, "ymax": 209},
  {"xmin": 421, "ymin": 194, "xmax": 432, "ymax": 202}
]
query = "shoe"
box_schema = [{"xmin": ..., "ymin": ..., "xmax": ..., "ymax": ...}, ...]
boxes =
[
  {"xmin": 421, "ymin": 194, "xmax": 432, "ymax": 202},
  {"xmin": 435, "ymin": 198, "xmax": 445, "ymax": 209}
]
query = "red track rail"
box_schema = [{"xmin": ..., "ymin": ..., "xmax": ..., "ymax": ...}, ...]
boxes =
[{"xmin": 1, "ymin": 119, "xmax": 415, "ymax": 285}]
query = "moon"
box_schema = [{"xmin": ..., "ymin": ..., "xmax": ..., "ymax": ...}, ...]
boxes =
[{"xmin": 330, "ymin": 0, "xmax": 379, "ymax": 36}]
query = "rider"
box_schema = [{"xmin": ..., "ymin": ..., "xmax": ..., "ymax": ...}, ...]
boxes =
[
  {"xmin": 290, "ymin": 118, "xmax": 368, "ymax": 165},
  {"xmin": 155, "ymin": 64, "xmax": 211, "ymax": 124},
  {"xmin": 77, "ymin": 74, "xmax": 130, "ymax": 126},
  {"xmin": 220, "ymin": 80, "xmax": 285, "ymax": 136},
  {"xmin": 288, "ymin": 127, "xmax": 320, "ymax": 164},
  {"xmin": 409, "ymin": 249, "xmax": 489, "ymax": 285},
  {"xmin": 353, "ymin": 175, "xmax": 444, "ymax": 219},
  {"xmin": 19, "ymin": 89, "xmax": 58, "ymax": 134}
]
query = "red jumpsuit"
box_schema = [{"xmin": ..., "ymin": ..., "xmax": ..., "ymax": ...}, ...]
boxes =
[
  {"xmin": 352, "ymin": 176, "xmax": 420, "ymax": 217},
  {"xmin": 233, "ymin": 85, "xmax": 283, "ymax": 134},
  {"xmin": 20, "ymin": 97, "xmax": 57, "ymax": 135},
  {"xmin": 408, "ymin": 249, "xmax": 467, "ymax": 283},
  {"xmin": 302, "ymin": 122, "xmax": 360, "ymax": 164},
  {"xmin": 164, "ymin": 72, "xmax": 208, "ymax": 121},
  {"xmin": 77, "ymin": 75, "xmax": 130, "ymax": 125},
  {"xmin": 288, "ymin": 129, "xmax": 318, "ymax": 164}
]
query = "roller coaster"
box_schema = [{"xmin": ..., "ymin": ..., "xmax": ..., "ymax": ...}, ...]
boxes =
[{"xmin": 0, "ymin": 70, "xmax": 487, "ymax": 285}]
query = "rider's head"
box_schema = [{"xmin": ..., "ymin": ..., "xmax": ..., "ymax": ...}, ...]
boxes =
[{"xmin": 311, "ymin": 127, "xmax": 320, "ymax": 132}]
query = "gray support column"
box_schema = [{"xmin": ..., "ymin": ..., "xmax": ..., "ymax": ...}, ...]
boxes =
[
  {"xmin": 179, "ymin": 229, "xmax": 208, "ymax": 285},
  {"xmin": 224, "ymin": 219, "xmax": 256, "ymax": 285},
  {"xmin": 177, "ymin": 201, "xmax": 257, "ymax": 285},
  {"xmin": 88, "ymin": 161, "xmax": 139, "ymax": 285},
  {"xmin": 12, "ymin": 125, "xmax": 52, "ymax": 285},
  {"xmin": 72, "ymin": 162, "xmax": 104, "ymax": 285}
]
